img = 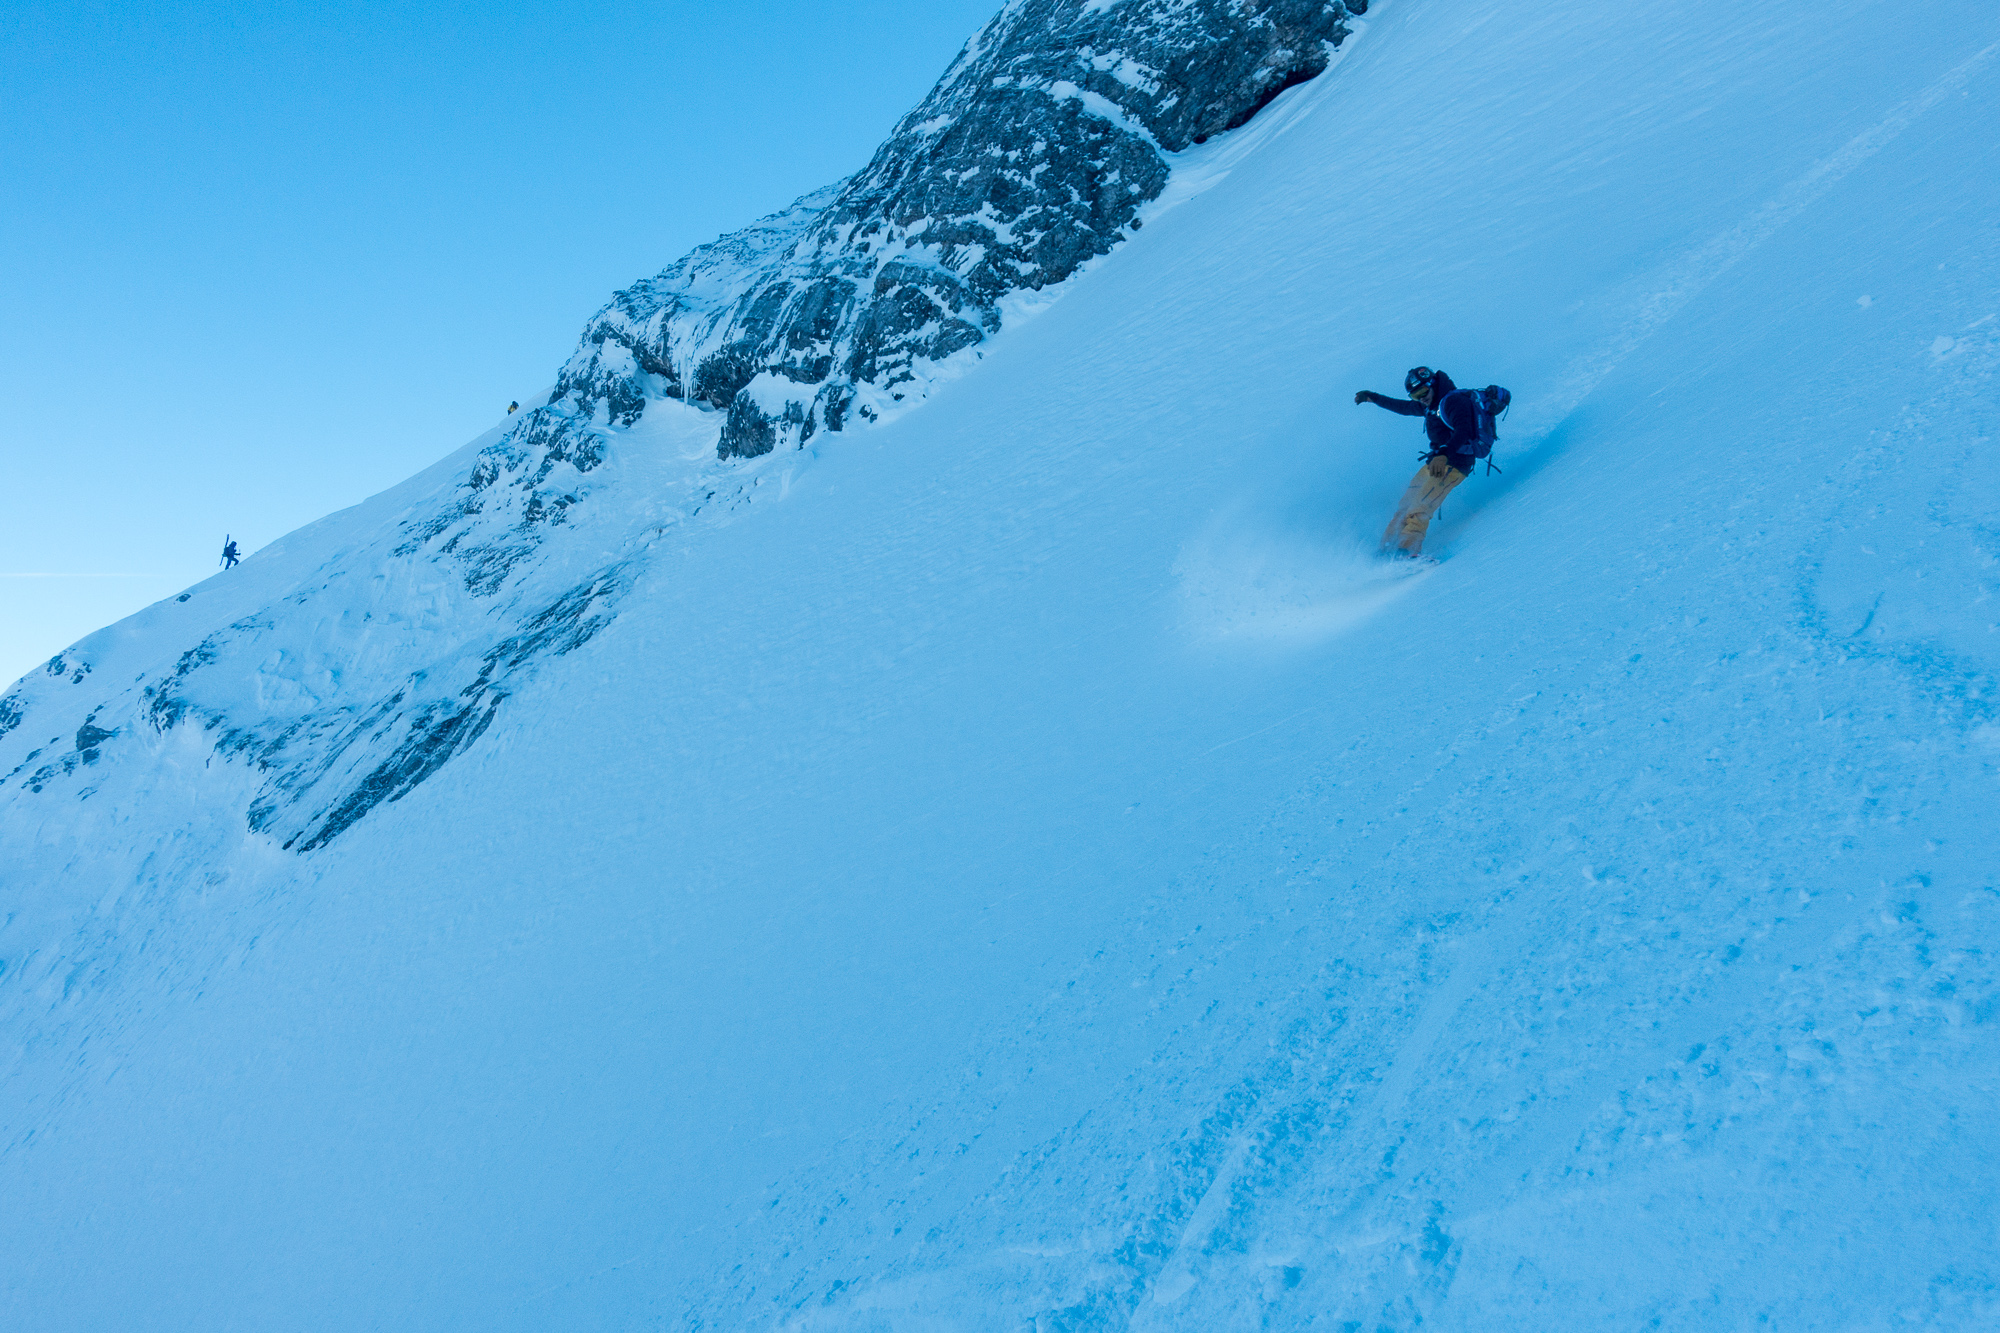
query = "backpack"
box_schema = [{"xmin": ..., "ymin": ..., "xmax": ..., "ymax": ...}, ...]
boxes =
[{"xmin": 1436, "ymin": 385, "xmax": 1511, "ymax": 461}]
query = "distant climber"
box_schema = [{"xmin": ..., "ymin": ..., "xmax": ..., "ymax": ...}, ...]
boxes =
[
  {"xmin": 507, "ymin": 401, "xmax": 520, "ymax": 414},
  {"xmin": 1356, "ymin": 367, "xmax": 1510, "ymax": 557},
  {"xmin": 220, "ymin": 537, "xmax": 240, "ymax": 569}
]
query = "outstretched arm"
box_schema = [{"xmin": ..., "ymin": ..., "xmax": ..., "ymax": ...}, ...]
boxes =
[{"xmin": 1355, "ymin": 390, "xmax": 1427, "ymax": 417}]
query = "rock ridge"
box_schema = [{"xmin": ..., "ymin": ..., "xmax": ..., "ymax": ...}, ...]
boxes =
[
  {"xmin": 0, "ymin": 0, "xmax": 1375, "ymax": 855},
  {"xmin": 502, "ymin": 0, "xmax": 1368, "ymax": 486}
]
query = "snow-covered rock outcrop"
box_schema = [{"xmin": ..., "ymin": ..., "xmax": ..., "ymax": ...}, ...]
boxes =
[
  {"xmin": 0, "ymin": 0, "xmax": 1368, "ymax": 854},
  {"xmin": 549, "ymin": 0, "xmax": 1368, "ymax": 460}
]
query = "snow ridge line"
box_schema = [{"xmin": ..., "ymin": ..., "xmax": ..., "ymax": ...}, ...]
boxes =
[{"xmin": 1521, "ymin": 36, "xmax": 2000, "ymax": 442}]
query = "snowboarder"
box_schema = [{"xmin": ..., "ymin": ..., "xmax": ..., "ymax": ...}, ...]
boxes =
[
  {"xmin": 507, "ymin": 401, "xmax": 520, "ymax": 414},
  {"xmin": 1356, "ymin": 367, "xmax": 1506, "ymax": 557},
  {"xmin": 220, "ymin": 537, "xmax": 240, "ymax": 569}
]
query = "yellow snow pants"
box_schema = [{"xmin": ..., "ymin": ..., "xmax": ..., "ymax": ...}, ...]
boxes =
[{"xmin": 1382, "ymin": 456, "xmax": 1467, "ymax": 555}]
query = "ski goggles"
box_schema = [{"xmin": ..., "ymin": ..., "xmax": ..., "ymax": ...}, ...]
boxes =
[{"xmin": 1404, "ymin": 367, "xmax": 1436, "ymax": 395}]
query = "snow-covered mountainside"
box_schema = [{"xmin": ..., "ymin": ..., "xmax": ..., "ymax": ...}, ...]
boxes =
[
  {"xmin": 6, "ymin": 0, "xmax": 2000, "ymax": 1328},
  {"xmin": 0, "ymin": 0, "xmax": 1368, "ymax": 857},
  {"xmin": 556, "ymin": 0, "xmax": 1368, "ymax": 461}
]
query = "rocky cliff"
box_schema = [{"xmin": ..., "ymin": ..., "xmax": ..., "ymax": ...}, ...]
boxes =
[
  {"xmin": 554, "ymin": 0, "xmax": 1369, "ymax": 461},
  {"xmin": 0, "ymin": 0, "xmax": 1371, "ymax": 854}
]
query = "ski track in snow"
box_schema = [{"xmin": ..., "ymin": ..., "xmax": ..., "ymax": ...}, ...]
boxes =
[{"xmin": 1516, "ymin": 36, "xmax": 2000, "ymax": 449}]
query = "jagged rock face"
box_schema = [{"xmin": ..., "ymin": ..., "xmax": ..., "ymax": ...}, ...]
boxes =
[
  {"xmin": 551, "ymin": 0, "xmax": 1367, "ymax": 461},
  {"xmin": 0, "ymin": 0, "xmax": 1373, "ymax": 856},
  {"xmin": 402, "ymin": 0, "xmax": 1373, "ymax": 620}
]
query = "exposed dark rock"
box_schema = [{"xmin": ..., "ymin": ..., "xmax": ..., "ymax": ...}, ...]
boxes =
[
  {"xmin": 437, "ymin": 0, "xmax": 1369, "ymax": 554},
  {"xmin": 289, "ymin": 693, "xmax": 504, "ymax": 852},
  {"xmin": 5, "ymin": 1, "xmax": 1375, "ymax": 852},
  {"xmin": 593, "ymin": 0, "xmax": 1366, "ymax": 459},
  {"xmin": 75, "ymin": 721, "xmax": 115, "ymax": 762},
  {"xmin": 275, "ymin": 564, "xmax": 630, "ymax": 852},
  {"xmin": 143, "ymin": 638, "xmax": 223, "ymax": 732},
  {"xmin": 26, "ymin": 755, "xmax": 77, "ymax": 793}
]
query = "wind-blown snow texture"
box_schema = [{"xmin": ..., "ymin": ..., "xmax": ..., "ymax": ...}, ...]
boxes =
[{"xmin": 5, "ymin": 0, "xmax": 2000, "ymax": 1328}]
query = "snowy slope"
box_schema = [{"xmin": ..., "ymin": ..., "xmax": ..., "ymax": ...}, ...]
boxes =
[
  {"xmin": 4, "ymin": 0, "xmax": 2000, "ymax": 1328},
  {"xmin": 0, "ymin": 0, "xmax": 1373, "ymax": 861}
]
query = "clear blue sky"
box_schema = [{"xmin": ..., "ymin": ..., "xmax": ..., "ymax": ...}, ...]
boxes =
[{"xmin": 1, "ymin": 0, "xmax": 998, "ymax": 686}]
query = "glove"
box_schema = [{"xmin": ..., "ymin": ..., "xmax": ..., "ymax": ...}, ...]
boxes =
[{"xmin": 1354, "ymin": 390, "xmax": 1370, "ymax": 405}]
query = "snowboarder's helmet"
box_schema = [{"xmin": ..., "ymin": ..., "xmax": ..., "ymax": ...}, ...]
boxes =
[{"xmin": 1405, "ymin": 366, "xmax": 1436, "ymax": 395}]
